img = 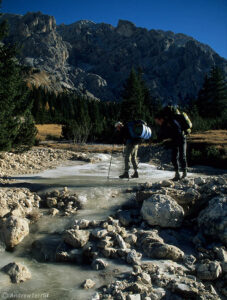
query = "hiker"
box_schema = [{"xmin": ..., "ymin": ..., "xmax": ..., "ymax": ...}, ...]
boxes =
[
  {"xmin": 155, "ymin": 106, "xmax": 190, "ymax": 181},
  {"xmin": 114, "ymin": 121, "xmax": 140, "ymax": 179}
]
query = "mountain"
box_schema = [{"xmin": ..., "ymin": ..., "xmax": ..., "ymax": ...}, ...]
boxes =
[{"xmin": 1, "ymin": 12, "xmax": 226, "ymax": 102}]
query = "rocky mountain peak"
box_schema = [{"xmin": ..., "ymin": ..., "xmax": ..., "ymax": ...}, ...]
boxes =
[
  {"xmin": 1, "ymin": 12, "xmax": 226, "ymax": 102},
  {"xmin": 116, "ymin": 19, "xmax": 137, "ymax": 37},
  {"xmin": 22, "ymin": 12, "xmax": 56, "ymax": 34}
]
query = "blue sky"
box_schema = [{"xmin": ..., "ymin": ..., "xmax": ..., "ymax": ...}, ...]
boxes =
[{"xmin": 2, "ymin": 0, "xmax": 227, "ymax": 58}]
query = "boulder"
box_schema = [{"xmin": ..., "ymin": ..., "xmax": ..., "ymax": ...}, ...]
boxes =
[
  {"xmin": 2, "ymin": 262, "xmax": 31, "ymax": 283},
  {"xmin": 0, "ymin": 216, "xmax": 29, "ymax": 248},
  {"xmin": 196, "ymin": 260, "xmax": 222, "ymax": 280},
  {"xmin": 198, "ymin": 196, "xmax": 227, "ymax": 246},
  {"xmin": 139, "ymin": 230, "xmax": 164, "ymax": 246},
  {"xmin": 141, "ymin": 194, "xmax": 184, "ymax": 228},
  {"xmin": 63, "ymin": 229, "xmax": 90, "ymax": 248},
  {"xmin": 143, "ymin": 242, "xmax": 184, "ymax": 261}
]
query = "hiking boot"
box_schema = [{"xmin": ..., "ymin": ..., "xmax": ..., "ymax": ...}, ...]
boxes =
[
  {"xmin": 119, "ymin": 172, "xmax": 129, "ymax": 179},
  {"xmin": 131, "ymin": 171, "xmax": 139, "ymax": 178},
  {"xmin": 182, "ymin": 169, "xmax": 187, "ymax": 179},
  {"xmin": 172, "ymin": 172, "xmax": 180, "ymax": 181}
]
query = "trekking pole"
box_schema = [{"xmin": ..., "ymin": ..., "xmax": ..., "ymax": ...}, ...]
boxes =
[{"xmin": 107, "ymin": 144, "xmax": 114, "ymax": 180}]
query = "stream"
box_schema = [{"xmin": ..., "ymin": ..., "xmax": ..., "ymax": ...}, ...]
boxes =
[{"xmin": 0, "ymin": 153, "xmax": 175, "ymax": 300}]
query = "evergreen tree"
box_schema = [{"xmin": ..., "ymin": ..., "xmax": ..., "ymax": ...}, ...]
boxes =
[
  {"xmin": 197, "ymin": 66, "xmax": 227, "ymax": 118},
  {"xmin": 0, "ymin": 5, "xmax": 37, "ymax": 151},
  {"xmin": 120, "ymin": 68, "xmax": 147, "ymax": 122}
]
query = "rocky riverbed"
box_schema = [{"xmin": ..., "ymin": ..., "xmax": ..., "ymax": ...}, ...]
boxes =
[
  {"xmin": 0, "ymin": 147, "xmax": 226, "ymax": 300},
  {"xmin": 0, "ymin": 147, "xmax": 93, "ymax": 180}
]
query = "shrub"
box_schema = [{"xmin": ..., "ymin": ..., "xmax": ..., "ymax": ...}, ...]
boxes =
[{"xmin": 206, "ymin": 146, "xmax": 221, "ymax": 160}]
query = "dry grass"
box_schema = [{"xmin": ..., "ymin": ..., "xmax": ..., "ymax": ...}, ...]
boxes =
[
  {"xmin": 188, "ymin": 130, "xmax": 227, "ymax": 145},
  {"xmin": 36, "ymin": 124, "xmax": 62, "ymax": 141},
  {"xmin": 35, "ymin": 126, "xmax": 227, "ymax": 168},
  {"xmin": 188, "ymin": 130, "xmax": 227, "ymax": 160},
  {"xmin": 45, "ymin": 143, "xmax": 124, "ymax": 153}
]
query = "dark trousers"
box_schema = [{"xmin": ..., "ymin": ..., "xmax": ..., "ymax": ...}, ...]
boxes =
[{"xmin": 171, "ymin": 137, "xmax": 187, "ymax": 172}]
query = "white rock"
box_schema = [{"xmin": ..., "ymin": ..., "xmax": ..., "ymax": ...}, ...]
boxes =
[
  {"xmin": 92, "ymin": 228, "xmax": 108, "ymax": 239},
  {"xmin": 49, "ymin": 208, "xmax": 59, "ymax": 216},
  {"xmin": 141, "ymin": 194, "xmax": 184, "ymax": 228},
  {"xmin": 2, "ymin": 262, "xmax": 31, "ymax": 283},
  {"xmin": 197, "ymin": 260, "xmax": 222, "ymax": 280},
  {"xmin": 82, "ymin": 278, "xmax": 96, "ymax": 289},
  {"xmin": 139, "ymin": 272, "xmax": 151, "ymax": 284},
  {"xmin": 74, "ymin": 219, "xmax": 90, "ymax": 229},
  {"xmin": 127, "ymin": 295, "xmax": 141, "ymax": 300},
  {"xmin": 0, "ymin": 216, "xmax": 29, "ymax": 248},
  {"xmin": 115, "ymin": 234, "xmax": 127, "ymax": 249},
  {"xmin": 63, "ymin": 229, "xmax": 90, "ymax": 248},
  {"xmin": 198, "ymin": 196, "xmax": 227, "ymax": 246}
]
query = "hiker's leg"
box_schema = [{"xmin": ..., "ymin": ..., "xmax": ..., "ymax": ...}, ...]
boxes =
[
  {"xmin": 124, "ymin": 144, "xmax": 132, "ymax": 172},
  {"xmin": 171, "ymin": 144, "xmax": 179, "ymax": 172},
  {"xmin": 131, "ymin": 144, "xmax": 138, "ymax": 171},
  {"xmin": 171, "ymin": 144, "xmax": 180, "ymax": 180},
  {"xmin": 180, "ymin": 137, "xmax": 187, "ymax": 177}
]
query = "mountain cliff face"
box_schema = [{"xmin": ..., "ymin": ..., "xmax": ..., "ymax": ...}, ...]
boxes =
[{"xmin": 1, "ymin": 12, "xmax": 226, "ymax": 102}]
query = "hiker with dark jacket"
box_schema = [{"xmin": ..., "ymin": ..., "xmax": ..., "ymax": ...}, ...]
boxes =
[
  {"xmin": 114, "ymin": 121, "xmax": 140, "ymax": 179},
  {"xmin": 155, "ymin": 108, "xmax": 188, "ymax": 181}
]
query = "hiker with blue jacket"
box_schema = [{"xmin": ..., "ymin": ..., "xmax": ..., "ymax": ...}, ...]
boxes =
[
  {"xmin": 155, "ymin": 106, "xmax": 192, "ymax": 181},
  {"xmin": 115, "ymin": 120, "xmax": 152, "ymax": 179},
  {"xmin": 115, "ymin": 121, "xmax": 140, "ymax": 179}
]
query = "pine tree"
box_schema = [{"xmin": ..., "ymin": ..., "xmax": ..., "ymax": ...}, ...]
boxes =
[
  {"xmin": 120, "ymin": 68, "xmax": 147, "ymax": 122},
  {"xmin": 197, "ymin": 66, "xmax": 227, "ymax": 118},
  {"xmin": 0, "ymin": 6, "xmax": 37, "ymax": 151}
]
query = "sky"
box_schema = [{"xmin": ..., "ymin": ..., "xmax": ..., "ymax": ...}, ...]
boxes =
[{"xmin": 2, "ymin": 0, "xmax": 227, "ymax": 59}]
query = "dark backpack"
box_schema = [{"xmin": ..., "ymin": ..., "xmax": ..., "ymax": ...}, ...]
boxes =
[
  {"xmin": 161, "ymin": 106, "xmax": 192, "ymax": 135},
  {"xmin": 162, "ymin": 105, "xmax": 180, "ymax": 119}
]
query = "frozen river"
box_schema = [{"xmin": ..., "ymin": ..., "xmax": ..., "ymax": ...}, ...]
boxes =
[{"xmin": 0, "ymin": 153, "xmax": 175, "ymax": 300}]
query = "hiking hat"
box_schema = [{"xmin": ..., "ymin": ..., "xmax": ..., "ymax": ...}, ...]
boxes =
[{"xmin": 114, "ymin": 121, "xmax": 123, "ymax": 128}]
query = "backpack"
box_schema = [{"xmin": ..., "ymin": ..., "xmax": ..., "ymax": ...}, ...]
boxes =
[
  {"xmin": 161, "ymin": 106, "xmax": 192, "ymax": 135},
  {"xmin": 162, "ymin": 105, "xmax": 180, "ymax": 119},
  {"xmin": 175, "ymin": 111, "xmax": 192, "ymax": 135},
  {"xmin": 128, "ymin": 120, "xmax": 152, "ymax": 140}
]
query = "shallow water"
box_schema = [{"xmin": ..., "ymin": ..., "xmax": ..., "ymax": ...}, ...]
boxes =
[{"xmin": 0, "ymin": 153, "xmax": 175, "ymax": 300}]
